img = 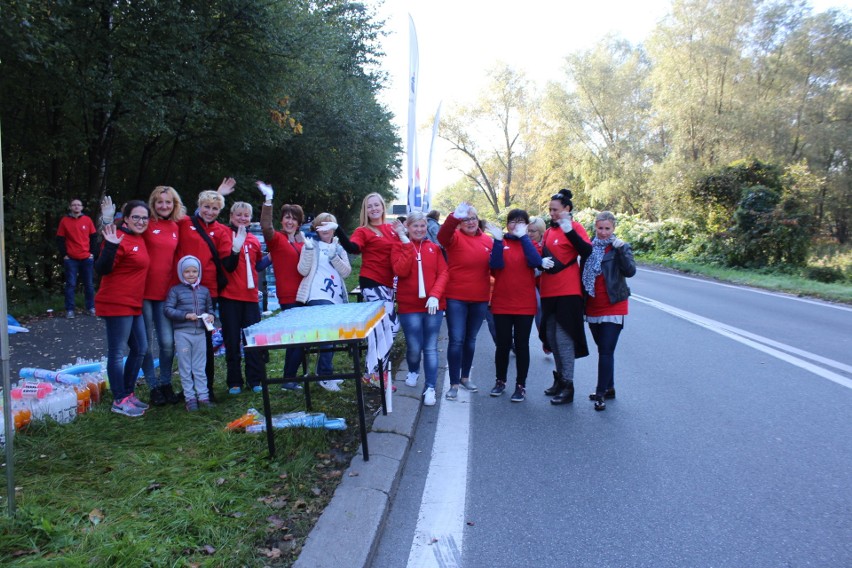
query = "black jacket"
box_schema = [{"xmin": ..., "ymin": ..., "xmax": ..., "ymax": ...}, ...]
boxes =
[{"xmin": 582, "ymin": 243, "xmax": 636, "ymax": 304}]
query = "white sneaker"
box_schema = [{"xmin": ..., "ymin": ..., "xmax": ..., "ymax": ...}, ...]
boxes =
[
  {"xmin": 422, "ymin": 387, "xmax": 436, "ymax": 406},
  {"xmin": 318, "ymin": 380, "xmax": 342, "ymax": 392},
  {"xmin": 405, "ymin": 372, "xmax": 419, "ymax": 387}
]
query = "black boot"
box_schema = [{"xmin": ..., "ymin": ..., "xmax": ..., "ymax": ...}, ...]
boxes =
[
  {"xmin": 544, "ymin": 370, "xmax": 566, "ymax": 396},
  {"xmin": 593, "ymin": 395, "xmax": 606, "ymax": 411},
  {"xmin": 149, "ymin": 386, "xmax": 167, "ymax": 406},
  {"xmin": 588, "ymin": 387, "xmax": 616, "ymax": 401},
  {"xmin": 550, "ymin": 381, "xmax": 574, "ymax": 405},
  {"xmin": 161, "ymin": 384, "xmax": 181, "ymax": 404}
]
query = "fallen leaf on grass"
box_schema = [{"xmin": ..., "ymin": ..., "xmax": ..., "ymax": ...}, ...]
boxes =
[
  {"xmin": 215, "ymin": 478, "xmax": 226, "ymax": 486},
  {"xmin": 257, "ymin": 547, "xmax": 282, "ymax": 559},
  {"xmin": 291, "ymin": 499, "xmax": 307, "ymax": 511},
  {"xmin": 279, "ymin": 473, "xmax": 288, "ymax": 480},
  {"xmin": 88, "ymin": 509, "xmax": 105, "ymax": 525},
  {"xmin": 324, "ymin": 470, "xmax": 342, "ymax": 479},
  {"xmin": 266, "ymin": 515, "xmax": 288, "ymax": 530},
  {"xmin": 11, "ymin": 549, "xmax": 38, "ymax": 558},
  {"xmin": 310, "ymin": 487, "xmax": 322, "ymax": 497},
  {"xmin": 200, "ymin": 544, "xmax": 216, "ymax": 555},
  {"xmin": 229, "ymin": 511, "xmax": 245, "ymax": 518},
  {"xmin": 146, "ymin": 483, "xmax": 163, "ymax": 493}
]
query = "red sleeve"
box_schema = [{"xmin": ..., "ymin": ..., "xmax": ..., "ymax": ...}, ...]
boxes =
[
  {"xmin": 430, "ymin": 252, "xmax": 449, "ymax": 301},
  {"xmin": 392, "ymin": 241, "xmax": 416, "ymax": 277},
  {"xmin": 437, "ymin": 215, "xmax": 460, "ymax": 248}
]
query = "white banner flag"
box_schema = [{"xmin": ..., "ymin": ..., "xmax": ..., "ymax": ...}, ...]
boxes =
[
  {"xmin": 424, "ymin": 102, "xmax": 442, "ymax": 213},
  {"xmin": 407, "ymin": 15, "xmax": 421, "ymax": 212}
]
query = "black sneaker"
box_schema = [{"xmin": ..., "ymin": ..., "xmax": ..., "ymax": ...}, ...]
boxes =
[
  {"xmin": 490, "ymin": 380, "xmax": 506, "ymax": 397},
  {"xmin": 510, "ymin": 385, "xmax": 526, "ymax": 402},
  {"xmin": 594, "ymin": 395, "xmax": 606, "ymax": 411},
  {"xmin": 149, "ymin": 387, "xmax": 167, "ymax": 406}
]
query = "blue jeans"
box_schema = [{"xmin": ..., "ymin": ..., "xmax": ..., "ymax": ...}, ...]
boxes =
[
  {"xmin": 142, "ymin": 299, "xmax": 175, "ymax": 388},
  {"xmin": 399, "ymin": 310, "xmax": 444, "ymax": 389},
  {"xmin": 103, "ymin": 315, "xmax": 148, "ymax": 402},
  {"xmin": 64, "ymin": 257, "xmax": 94, "ymax": 311},
  {"xmin": 589, "ymin": 322, "xmax": 623, "ymax": 396},
  {"xmin": 445, "ymin": 299, "xmax": 488, "ymax": 384}
]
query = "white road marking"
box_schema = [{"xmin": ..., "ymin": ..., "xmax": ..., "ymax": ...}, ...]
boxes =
[
  {"xmin": 406, "ymin": 370, "xmax": 472, "ymax": 568},
  {"xmin": 637, "ymin": 267, "xmax": 852, "ymax": 312},
  {"xmin": 634, "ymin": 295, "xmax": 852, "ymax": 390}
]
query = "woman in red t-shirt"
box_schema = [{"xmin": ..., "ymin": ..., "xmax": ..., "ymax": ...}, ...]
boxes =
[
  {"xmin": 95, "ymin": 200, "xmax": 152, "ymax": 418},
  {"xmin": 538, "ymin": 189, "xmax": 592, "ymax": 406},
  {"xmin": 140, "ymin": 185, "xmax": 184, "ymax": 406},
  {"xmin": 257, "ymin": 182, "xmax": 307, "ymax": 390},
  {"xmin": 220, "ymin": 201, "xmax": 267, "ymax": 394},
  {"xmin": 335, "ymin": 192, "xmax": 402, "ymax": 384},
  {"xmin": 486, "ymin": 209, "xmax": 543, "ymax": 402},
  {"xmin": 581, "ymin": 211, "xmax": 636, "ymax": 411}
]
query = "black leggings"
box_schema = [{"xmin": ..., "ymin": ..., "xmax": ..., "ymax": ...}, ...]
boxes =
[{"xmin": 494, "ymin": 314, "xmax": 534, "ymax": 386}]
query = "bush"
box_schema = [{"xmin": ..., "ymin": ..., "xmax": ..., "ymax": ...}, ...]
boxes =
[{"xmin": 804, "ymin": 266, "xmax": 847, "ymax": 283}]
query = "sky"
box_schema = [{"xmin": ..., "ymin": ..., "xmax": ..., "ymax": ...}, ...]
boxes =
[{"xmin": 366, "ymin": 0, "xmax": 850, "ymax": 204}]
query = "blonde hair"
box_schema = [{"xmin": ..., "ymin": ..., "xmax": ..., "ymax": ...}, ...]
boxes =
[
  {"xmin": 230, "ymin": 201, "xmax": 253, "ymax": 217},
  {"xmin": 197, "ymin": 190, "xmax": 224, "ymax": 209},
  {"xmin": 528, "ymin": 216, "xmax": 546, "ymax": 235},
  {"xmin": 405, "ymin": 211, "xmax": 427, "ymax": 225},
  {"xmin": 312, "ymin": 212, "xmax": 337, "ymax": 231},
  {"xmin": 358, "ymin": 193, "xmax": 387, "ymax": 227},
  {"xmin": 148, "ymin": 186, "xmax": 185, "ymax": 222}
]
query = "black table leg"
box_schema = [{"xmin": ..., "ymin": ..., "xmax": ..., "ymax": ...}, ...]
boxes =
[{"xmin": 353, "ymin": 345, "xmax": 369, "ymax": 461}]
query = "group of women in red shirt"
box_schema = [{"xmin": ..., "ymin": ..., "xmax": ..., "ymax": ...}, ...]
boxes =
[
  {"xmin": 410, "ymin": 189, "xmax": 636, "ymax": 410},
  {"xmin": 93, "ymin": 181, "xmax": 634, "ymax": 415}
]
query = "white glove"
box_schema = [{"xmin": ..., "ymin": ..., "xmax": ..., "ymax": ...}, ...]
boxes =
[
  {"xmin": 453, "ymin": 202, "xmax": 470, "ymax": 220},
  {"xmin": 612, "ymin": 237, "xmax": 625, "ymax": 248},
  {"xmin": 317, "ymin": 221, "xmax": 338, "ymax": 233},
  {"xmin": 512, "ymin": 222, "xmax": 527, "ymax": 238},
  {"xmin": 392, "ymin": 219, "xmax": 409, "ymax": 243},
  {"xmin": 232, "ymin": 225, "xmax": 247, "ymax": 252},
  {"xmin": 426, "ymin": 297, "xmax": 439, "ymax": 315},
  {"xmin": 256, "ymin": 181, "xmax": 274, "ymax": 201},
  {"xmin": 331, "ymin": 236, "xmax": 340, "ymax": 248},
  {"xmin": 303, "ymin": 235, "xmax": 314, "ymax": 249},
  {"xmin": 101, "ymin": 196, "xmax": 115, "ymax": 225},
  {"xmin": 557, "ymin": 212, "xmax": 573, "ymax": 233},
  {"xmin": 485, "ymin": 222, "xmax": 504, "ymax": 241},
  {"xmin": 541, "ymin": 257, "xmax": 555, "ymax": 270},
  {"xmin": 294, "ymin": 231, "xmax": 305, "ymax": 244}
]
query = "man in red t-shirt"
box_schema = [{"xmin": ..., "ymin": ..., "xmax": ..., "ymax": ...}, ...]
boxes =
[{"xmin": 56, "ymin": 198, "xmax": 98, "ymax": 319}]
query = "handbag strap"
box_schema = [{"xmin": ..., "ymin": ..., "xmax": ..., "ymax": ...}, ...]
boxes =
[{"xmin": 190, "ymin": 214, "xmax": 227, "ymax": 280}]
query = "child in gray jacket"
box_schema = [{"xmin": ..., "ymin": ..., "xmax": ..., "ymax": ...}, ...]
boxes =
[{"xmin": 165, "ymin": 255, "xmax": 215, "ymax": 410}]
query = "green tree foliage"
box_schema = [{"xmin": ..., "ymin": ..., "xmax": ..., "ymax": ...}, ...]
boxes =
[
  {"xmin": 544, "ymin": 37, "xmax": 659, "ymax": 217},
  {"xmin": 0, "ymin": 0, "xmax": 400, "ymax": 297},
  {"xmin": 439, "ymin": 64, "xmax": 530, "ymax": 214},
  {"xmin": 695, "ymin": 160, "xmax": 813, "ymax": 268}
]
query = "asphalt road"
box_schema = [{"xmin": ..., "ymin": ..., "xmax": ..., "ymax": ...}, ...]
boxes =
[{"xmin": 372, "ymin": 267, "xmax": 852, "ymax": 567}]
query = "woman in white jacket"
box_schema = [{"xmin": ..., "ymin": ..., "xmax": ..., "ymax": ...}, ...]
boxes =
[{"xmin": 296, "ymin": 213, "xmax": 352, "ymax": 391}]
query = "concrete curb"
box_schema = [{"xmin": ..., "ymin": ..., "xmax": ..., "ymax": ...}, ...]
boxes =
[{"xmin": 294, "ymin": 346, "xmax": 443, "ymax": 568}]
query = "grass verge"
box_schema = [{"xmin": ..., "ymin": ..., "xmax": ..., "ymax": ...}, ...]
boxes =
[{"xmin": 641, "ymin": 256, "xmax": 852, "ymax": 304}]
